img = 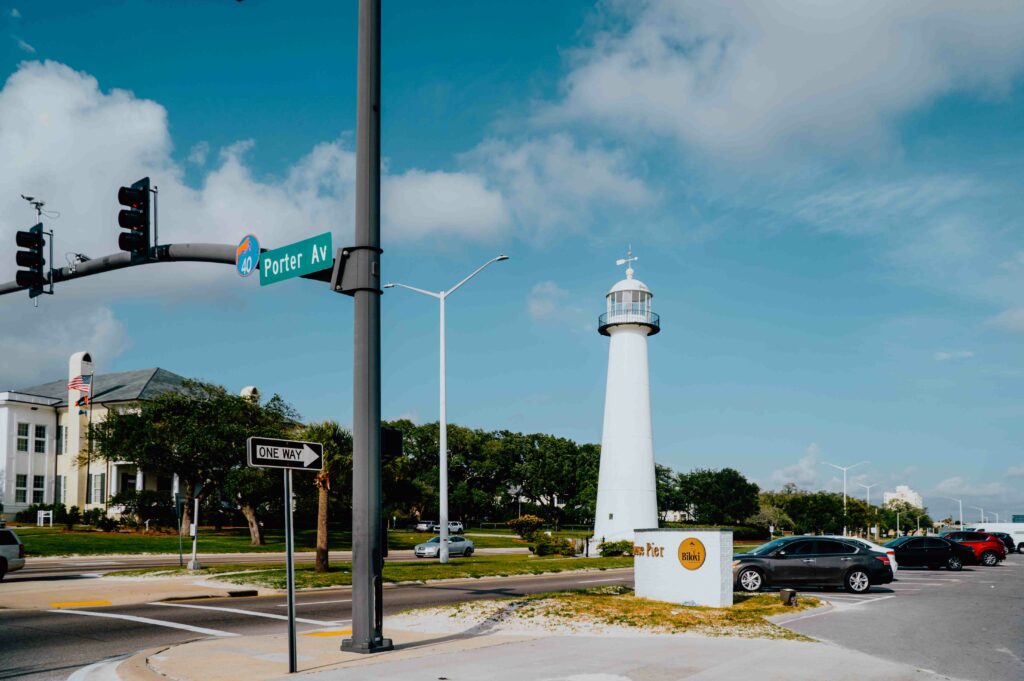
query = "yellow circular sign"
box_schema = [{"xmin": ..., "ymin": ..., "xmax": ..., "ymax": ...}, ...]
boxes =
[{"xmin": 677, "ymin": 537, "xmax": 706, "ymax": 570}]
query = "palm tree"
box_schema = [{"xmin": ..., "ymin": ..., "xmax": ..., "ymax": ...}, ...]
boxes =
[{"xmin": 299, "ymin": 421, "xmax": 352, "ymax": 572}]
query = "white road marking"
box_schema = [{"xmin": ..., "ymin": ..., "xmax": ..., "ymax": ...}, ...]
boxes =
[
  {"xmin": 50, "ymin": 609, "xmax": 237, "ymax": 637},
  {"xmin": 275, "ymin": 598, "xmax": 351, "ymax": 607},
  {"xmin": 152, "ymin": 601, "xmax": 339, "ymax": 625},
  {"xmin": 66, "ymin": 654, "xmax": 130, "ymax": 681}
]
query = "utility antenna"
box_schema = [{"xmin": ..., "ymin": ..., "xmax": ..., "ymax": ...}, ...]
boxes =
[
  {"xmin": 20, "ymin": 194, "xmax": 45, "ymax": 219},
  {"xmin": 615, "ymin": 245, "xmax": 638, "ymax": 279}
]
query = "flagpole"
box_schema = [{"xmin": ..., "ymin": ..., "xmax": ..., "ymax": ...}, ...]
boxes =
[{"xmin": 87, "ymin": 371, "xmax": 94, "ymax": 509}]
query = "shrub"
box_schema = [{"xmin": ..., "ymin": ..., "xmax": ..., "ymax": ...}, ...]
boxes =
[
  {"xmin": 82, "ymin": 508, "xmax": 105, "ymax": 526},
  {"xmin": 96, "ymin": 514, "xmax": 120, "ymax": 532},
  {"xmin": 14, "ymin": 503, "xmax": 55, "ymax": 523},
  {"xmin": 507, "ymin": 514, "xmax": 545, "ymax": 541},
  {"xmin": 110, "ymin": 490, "xmax": 177, "ymax": 528},
  {"xmin": 65, "ymin": 505, "xmax": 81, "ymax": 529},
  {"xmin": 531, "ymin": 534, "xmax": 576, "ymax": 556},
  {"xmin": 598, "ymin": 540, "xmax": 634, "ymax": 557}
]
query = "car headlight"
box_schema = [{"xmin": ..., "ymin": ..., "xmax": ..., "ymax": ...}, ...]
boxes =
[{"xmin": 732, "ymin": 560, "xmax": 741, "ymax": 567}]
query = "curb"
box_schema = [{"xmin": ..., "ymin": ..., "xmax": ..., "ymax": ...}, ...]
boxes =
[{"xmin": 116, "ymin": 646, "xmax": 170, "ymax": 681}]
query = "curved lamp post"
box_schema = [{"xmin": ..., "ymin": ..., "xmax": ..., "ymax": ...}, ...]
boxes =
[{"xmin": 385, "ymin": 254, "xmax": 508, "ymax": 563}]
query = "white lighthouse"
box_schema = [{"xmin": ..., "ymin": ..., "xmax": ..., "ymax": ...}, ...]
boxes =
[{"xmin": 592, "ymin": 250, "xmax": 660, "ymax": 548}]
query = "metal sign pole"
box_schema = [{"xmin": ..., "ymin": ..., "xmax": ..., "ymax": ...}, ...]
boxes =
[{"xmin": 284, "ymin": 469, "xmax": 297, "ymax": 673}]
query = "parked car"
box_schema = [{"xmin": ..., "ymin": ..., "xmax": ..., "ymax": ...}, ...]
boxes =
[
  {"xmin": 943, "ymin": 531, "xmax": 1007, "ymax": 566},
  {"xmin": 841, "ymin": 537, "xmax": 899, "ymax": 576},
  {"xmin": 966, "ymin": 523, "xmax": 1024, "ymax": 553},
  {"xmin": 447, "ymin": 521, "xmax": 464, "ymax": 534},
  {"xmin": 884, "ymin": 535, "xmax": 974, "ymax": 570},
  {"xmin": 415, "ymin": 520, "xmax": 436, "ymax": 532},
  {"xmin": 986, "ymin": 532, "xmax": 1016, "ymax": 554},
  {"xmin": 0, "ymin": 526, "xmax": 26, "ymax": 580},
  {"xmin": 413, "ymin": 535, "xmax": 475, "ymax": 558},
  {"xmin": 733, "ymin": 536, "xmax": 894, "ymax": 594}
]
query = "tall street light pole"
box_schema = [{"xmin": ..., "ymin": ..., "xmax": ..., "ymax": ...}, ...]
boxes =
[
  {"xmin": 943, "ymin": 496, "xmax": 963, "ymax": 531},
  {"xmin": 343, "ymin": 0, "xmax": 390, "ymax": 654},
  {"xmin": 970, "ymin": 505, "xmax": 984, "ymax": 524},
  {"xmin": 858, "ymin": 482, "xmax": 877, "ymax": 537},
  {"xmin": 822, "ymin": 460, "xmax": 867, "ymax": 536},
  {"xmin": 385, "ymin": 254, "xmax": 509, "ymax": 564}
]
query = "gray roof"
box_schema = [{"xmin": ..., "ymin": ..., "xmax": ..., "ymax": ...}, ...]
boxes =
[{"xmin": 15, "ymin": 368, "xmax": 190, "ymax": 407}]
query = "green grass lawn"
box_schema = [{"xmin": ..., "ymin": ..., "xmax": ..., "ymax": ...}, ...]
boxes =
[
  {"xmin": 13, "ymin": 526, "xmax": 526, "ymax": 557},
  {"xmin": 112, "ymin": 553, "xmax": 634, "ymax": 589}
]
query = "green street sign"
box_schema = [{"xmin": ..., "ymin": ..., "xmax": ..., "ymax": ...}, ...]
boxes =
[{"xmin": 260, "ymin": 232, "xmax": 333, "ymax": 286}]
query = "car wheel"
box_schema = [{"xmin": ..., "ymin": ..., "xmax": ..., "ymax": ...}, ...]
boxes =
[
  {"xmin": 946, "ymin": 555, "xmax": 963, "ymax": 571},
  {"xmin": 464, "ymin": 547, "xmax": 473, "ymax": 557},
  {"xmin": 737, "ymin": 568, "xmax": 764, "ymax": 592},
  {"xmin": 845, "ymin": 569, "xmax": 871, "ymax": 594},
  {"xmin": 1017, "ymin": 543, "xmax": 1024, "ymax": 554},
  {"xmin": 981, "ymin": 551, "xmax": 999, "ymax": 567}
]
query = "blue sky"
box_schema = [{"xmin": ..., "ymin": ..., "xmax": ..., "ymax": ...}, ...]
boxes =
[{"xmin": 1, "ymin": 1, "xmax": 1022, "ymax": 519}]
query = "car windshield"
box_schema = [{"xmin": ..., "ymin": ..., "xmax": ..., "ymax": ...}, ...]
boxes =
[
  {"xmin": 747, "ymin": 538, "xmax": 791, "ymax": 555},
  {"xmin": 885, "ymin": 537, "xmax": 913, "ymax": 547},
  {"xmin": 425, "ymin": 537, "xmax": 440, "ymax": 543}
]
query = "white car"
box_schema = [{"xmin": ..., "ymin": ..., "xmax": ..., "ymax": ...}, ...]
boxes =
[
  {"xmin": 0, "ymin": 526, "xmax": 26, "ymax": 580},
  {"xmin": 414, "ymin": 520, "xmax": 435, "ymax": 532},
  {"xmin": 843, "ymin": 537, "xmax": 899, "ymax": 575}
]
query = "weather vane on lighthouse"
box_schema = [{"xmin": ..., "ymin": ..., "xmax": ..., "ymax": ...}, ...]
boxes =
[{"xmin": 615, "ymin": 246, "xmax": 638, "ymax": 279}]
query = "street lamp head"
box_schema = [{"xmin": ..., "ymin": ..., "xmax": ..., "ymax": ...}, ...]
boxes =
[
  {"xmin": 495, "ymin": 254, "xmax": 510, "ymax": 262},
  {"xmin": 383, "ymin": 283, "xmax": 396, "ymax": 289}
]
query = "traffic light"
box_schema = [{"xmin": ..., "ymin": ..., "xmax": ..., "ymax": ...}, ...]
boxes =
[
  {"xmin": 15, "ymin": 223, "xmax": 46, "ymax": 298},
  {"xmin": 117, "ymin": 177, "xmax": 151, "ymax": 256}
]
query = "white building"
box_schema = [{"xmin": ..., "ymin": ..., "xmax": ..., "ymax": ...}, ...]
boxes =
[
  {"xmin": 591, "ymin": 251, "xmax": 660, "ymax": 547},
  {"xmin": 884, "ymin": 485, "xmax": 923, "ymax": 509},
  {"xmin": 0, "ymin": 351, "xmax": 191, "ymax": 519}
]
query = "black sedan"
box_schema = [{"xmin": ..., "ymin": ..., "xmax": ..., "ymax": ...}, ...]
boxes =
[
  {"xmin": 733, "ymin": 536, "xmax": 894, "ymax": 594},
  {"xmin": 884, "ymin": 535, "xmax": 974, "ymax": 570}
]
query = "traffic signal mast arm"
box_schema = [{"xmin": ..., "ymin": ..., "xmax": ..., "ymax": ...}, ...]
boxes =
[{"xmin": 0, "ymin": 242, "xmax": 334, "ymax": 297}]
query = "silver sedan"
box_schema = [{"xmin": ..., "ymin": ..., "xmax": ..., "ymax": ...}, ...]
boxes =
[{"xmin": 414, "ymin": 535, "xmax": 475, "ymax": 558}]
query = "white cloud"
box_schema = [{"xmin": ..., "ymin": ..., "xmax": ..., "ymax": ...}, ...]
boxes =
[
  {"xmin": 0, "ymin": 60, "xmax": 508, "ymax": 303},
  {"xmin": 549, "ymin": 1, "xmax": 1024, "ymax": 161},
  {"xmin": 988, "ymin": 308, "xmax": 1024, "ymax": 332},
  {"xmin": 933, "ymin": 350, "xmax": 974, "ymax": 362},
  {"xmin": 527, "ymin": 280, "xmax": 570, "ymax": 321},
  {"xmin": 187, "ymin": 141, "xmax": 209, "ymax": 166},
  {"xmin": 14, "ymin": 37, "xmax": 35, "ymax": 53},
  {"xmin": 1007, "ymin": 464, "xmax": 1024, "ymax": 478},
  {"xmin": 10, "ymin": 8, "xmax": 20, "ymax": 18},
  {"xmin": 382, "ymin": 169, "xmax": 509, "ymax": 241},
  {"xmin": 463, "ymin": 134, "xmax": 654, "ymax": 240},
  {"xmin": 768, "ymin": 442, "xmax": 821, "ymax": 488},
  {"xmin": 0, "ymin": 303, "xmax": 129, "ymax": 387},
  {"xmin": 933, "ymin": 476, "xmax": 1009, "ymax": 498}
]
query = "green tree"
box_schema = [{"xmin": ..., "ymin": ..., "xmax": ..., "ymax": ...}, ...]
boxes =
[
  {"xmin": 676, "ymin": 468, "xmax": 759, "ymax": 525},
  {"xmin": 746, "ymin": 500, "xmax": 794, "ymax": 533},
  {"xmin": 298, "ymin": 421, "xmax": 352, "ymax": 572},
  {"xmin": 92, "ymin": 381, "xmax": 296, "ymax": 542}
]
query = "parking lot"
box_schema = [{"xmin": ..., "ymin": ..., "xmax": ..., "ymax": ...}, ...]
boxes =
[{"xmin": 775, "ymin": 556, "xmax": 1024, "ymax": 681}]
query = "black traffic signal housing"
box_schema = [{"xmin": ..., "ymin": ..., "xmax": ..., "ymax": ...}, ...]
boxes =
[
  {"xmin": 15, "ymin": 223, "xmax": 47, "ymax": 298},
  {"xmin": 117, "ymin": 177, "xmax": 151, "ymax": 256}
]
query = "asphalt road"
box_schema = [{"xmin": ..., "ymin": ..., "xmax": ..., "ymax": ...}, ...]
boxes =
[
  {"xmin": 6, "ymin": 546, "xmax": 529, "ymax": 581},
  {"xmin": 776, "ymin": 555, "xmax": 1024, "ymax": 681},
  {"xmin": 1, "ymin": 568, "xmax": 634, "ymax": 681}
]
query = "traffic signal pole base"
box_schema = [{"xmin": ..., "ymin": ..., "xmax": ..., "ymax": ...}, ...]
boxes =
[
  {"xmin": 340, "ymin": 637, "xmax": 393, "ymax": 654},
  {"xmin": 187, "ymin": 559, "xmax": 202, "ymax": 570}
]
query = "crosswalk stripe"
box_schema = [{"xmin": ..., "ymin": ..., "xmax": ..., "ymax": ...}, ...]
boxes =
[
  {"xmin": 151, "ymin": 601, "xmax": 339, "ymax": 626},
  {"xmin": 50, "ymin": 609, "xmax": 237, "ymax": 637}
]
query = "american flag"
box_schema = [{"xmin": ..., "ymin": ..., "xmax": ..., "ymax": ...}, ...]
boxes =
[{"xmin": 68, "ymin": 375, "xmax": 92, "ymax": 403}]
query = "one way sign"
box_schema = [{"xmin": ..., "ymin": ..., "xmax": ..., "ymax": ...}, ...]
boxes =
[{"xmin": 247, "ymin": 436, "xmax": 323, "ymax": 471}]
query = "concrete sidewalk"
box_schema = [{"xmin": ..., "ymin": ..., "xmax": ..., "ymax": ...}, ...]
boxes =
[
  {"xmin": 0, "ymin": 574, "xmax": 267, "ymax": 610},
  {"xmin": 103, "ymin": 626, "xmax": 971, "ymax": 681}
]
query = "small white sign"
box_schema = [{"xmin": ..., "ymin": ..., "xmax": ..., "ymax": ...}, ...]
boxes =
[
  {"xmin": 633, "ymin": 528, "xmax": 733, "ymax": 608},
  {"xmin": 189, "ymin": 523, "xmax": 196, "ymax": 538}
]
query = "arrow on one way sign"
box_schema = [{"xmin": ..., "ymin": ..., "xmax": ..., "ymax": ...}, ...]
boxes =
[{"xmin": 247, "ymin": 436, "xmax": 324, "ymax": 471}]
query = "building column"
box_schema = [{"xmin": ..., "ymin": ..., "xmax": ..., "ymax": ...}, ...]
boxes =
[
  {"xmin": 136, "ymin": 468, "xmax": 144, "ymax": 492},
  {"xmin": 110, "ymin": 463, "xmax": 120, "ymax": 496},
  {"xmin": 172, "ymin": 473, "xmax": 179, "ymax": 497}
]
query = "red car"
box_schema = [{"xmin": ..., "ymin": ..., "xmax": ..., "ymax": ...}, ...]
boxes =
[{"xmin": 943, "ymin": 531, "xmax": 1007, "ymax": 566}]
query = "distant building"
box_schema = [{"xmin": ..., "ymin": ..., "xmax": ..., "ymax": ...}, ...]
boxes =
[
  {"xmin": 884, "ymin": 485, "xmax": 923, "ymax": 509},
  {"xmin": 1, "ymin": 351, "xmax": 220, "ymax": 520}
]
